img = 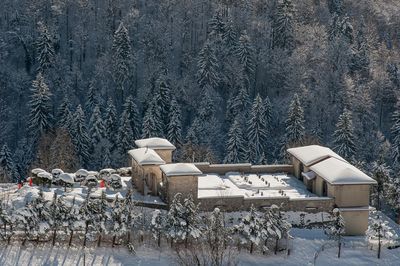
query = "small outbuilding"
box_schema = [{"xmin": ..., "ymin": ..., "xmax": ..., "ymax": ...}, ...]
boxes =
[
  {"xmin": 159, "ymin": 163, "xmax": 202, "ymax": 204},
  {"xmin": 128, "ymin": 148, "xmax": 166, "ymax": 196}
]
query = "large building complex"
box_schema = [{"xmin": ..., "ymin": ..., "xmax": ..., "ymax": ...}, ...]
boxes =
[{"xmin": 129, "ymin": 137, "xmax": 377, "ymax": 235}]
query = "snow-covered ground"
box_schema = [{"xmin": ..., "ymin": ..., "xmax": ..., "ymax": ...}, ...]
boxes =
[{"xmin": 0, "ymin": 228, "xmax": 399, "ymax": 266}]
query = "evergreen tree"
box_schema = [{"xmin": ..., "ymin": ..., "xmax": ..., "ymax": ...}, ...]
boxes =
[
  {"xmin": 236, "ymin": 32, "xmax": 255, "ymax": 86},
  {"xmin": 57, "ymin": 96, "xmax": 72, "ymax": 129},
  {"xmin": 155, "ymin": 77, "xmax": 172, "ymax": 134},
  {"xmin": 327, "ymin": 0, "xmax": 344, "ymax": 15},
  {"xmin": 222, "ymin": 15, "xmax": 238, "ymax": 53},
  {"xmin": 391, "ymin": 104, "xmax": 400, "ymax": 166},
  {"xmin": 86, "ymin": 81, "xmax": 100, "ymax": 114},
  {"xmin": 224, "ymin": 119, "xmax": 246, "ymax": 163},
  {"xmin": 180, "ymin": 195, "xmax": 202, "ymax": 247},
  {"xmin": 227, "ymin": 85, "xmax": 250, "ymax": 124},
  {"xmin": 151, "ymin": 209, "xmax": 165, "ymax": 247},
  {"xmin": 350, "ymin": 18, "xmax": 369, "ymax": 77},
  {"xmin": 142, "ymin": 97, "xmax": 163, "ymax": 138},
  {"xmin": 14, "ymin": 138, "xmax": 35, "ymax": 178},
  {"xmin": 272, "ymin": 0, "xmax": 295, "ymax": 51},
  {"xmin": 117, "ymin": 110, "xmax": 134, "ymax": 153},
  {"xmin": 89, "ymin": 105, "xmax": 106, "ymax": 146},
  {"xmin": 285, "ymin": 93, "xmax": 305, "ymax": 146},
  {"xmin": 371, "ymin": 161, "xmax": 391, "ymax": 210},
  {"xmin": 167, "ymin": 97, "xmax": 183, "ymax": 146},
  {"xmin": 104, "ymin": 98, "xmax": 118, "ymax": 147},
  {"xmin": 28, "ymin": 73, "xmax": 53, "ymax": 138},
  {"xmin": 0, "ymin": 144, "xmax": 17, "ymax": 182},
  {"xmin": 71, "ymin": 105, "xmax": 91, "ymax": 167},
  {"xmin": 235, "ymin": 205, "xmax": 262, "ymax": 254},
  {"xmin": 112, "ymin": 22, "xmax": 133, "ymax": 100},
  {"xmin": 327, "ymin": 209, "xmax": 345, "ymax": 258},
  {"xmin": 333, "ymin": 109, "xmax": 356, "ymax": 160},
  {"xmin": 120, "ymin": 96, "xmax": 140, "ymax": 140},
  {"xmin": 247, "ymin": 95, "xmax": 267, "ymax": 163},
  {"xmin": 36, "ymin": 21, "xmax": 55, "ymax": 72},
  {"xmin": 209, "ymin": 9, "xmax": 225, "ymax": 38},
  {"xmin": 197, "ymin": 40, "xmax": 220, "ymax": 89},
  {"xmin": 328, "ymin": 14, "xmax": 354, "ymax": 44}
]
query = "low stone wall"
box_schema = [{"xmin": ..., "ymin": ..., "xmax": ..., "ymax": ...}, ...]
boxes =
[
  {"xmin": 194, "ymin": 163, "xmax": 294, "ymax": 175},
  {"xmin": 198, "ymin": 196, "xmax": 334, "ymax": 213}
]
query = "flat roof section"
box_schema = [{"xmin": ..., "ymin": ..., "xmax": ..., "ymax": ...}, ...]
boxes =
[{"xmin": 160, "ymin": 163, "xmax": 202, "ymax": 177}]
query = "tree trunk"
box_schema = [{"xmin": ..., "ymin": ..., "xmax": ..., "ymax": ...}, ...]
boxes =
[
  {"xmin": 275, "ymin": 238, "xmax": 278, "ymax": 255},
  {"xmin": 250, "ymin": 242, "xmax": 253, "ymax": 254},
  {"xmin": 127, "ymin": 231, "xmax": 131, "ymax": 245},
  {"xmin": 69, "ymin": 230, "xmax": 74, "ymax": 246},
  {"xmin": 97, "ymin": 233, "xmax": 102, "ymax": 247},
  {"xmin": 52, "ymin": 228, "xmax": 57, "ymax": 246},
  {"xmin": 83, "ymin": 221, "xmax": 89, "ymax": 247},
  {"xmin": 112, "ymin": 235, "xmax": 117, "ymax": 248},
  {"xmin": 157, "ymin": 232, "xmax": 161, "ymax": 247},
  {"xmin": 338, "ymin": 238, "xmax": 341, "ymax": 258},
  {"xmin": 378, "ymin": 234, "xmax": 381, "ymax": 259}
]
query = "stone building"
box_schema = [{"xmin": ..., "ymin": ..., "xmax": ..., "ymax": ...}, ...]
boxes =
[{"xmin": 129, "ymin": 138, "xmax": 377, "ymax": 236}]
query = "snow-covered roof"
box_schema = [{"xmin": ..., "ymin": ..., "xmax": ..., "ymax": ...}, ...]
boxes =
[
  {"xmin": 58, "ymin": 173, "xmax": 75, "ymax": 184},
  {"xmin": 38, "ymin": 171, "xmax": 53, "ymax": 180},
  {"xmin": 160, "ymin": 163, "xmax": 202, "ymax": 177},
  {"xmin": 135, "ymin": 137, "xmax": 176, "ymax": 150},
  {"xmin": 287, "ymin": 145, "xmax": 346, "ymax": 166},
  {"xmin": 309, "ymin": 157, "xmax": 377, "ymax": 185},
  {"xmin": 302, "ymin": 171, "xmax": 316, "ymax": 181},
  {"xmin": 128, "ymin": 148, "xmax": 165, "ymax": 165}
]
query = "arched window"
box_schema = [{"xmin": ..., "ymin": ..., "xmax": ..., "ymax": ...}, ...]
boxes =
[{"xmin": 322, "ymin": 180, "xmax": 328, "ymax": 197}]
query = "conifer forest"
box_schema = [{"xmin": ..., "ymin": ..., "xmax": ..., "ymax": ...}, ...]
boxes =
[{"xmin": 0, "ymin": 0, "xmax": 399, "ymax": 182}]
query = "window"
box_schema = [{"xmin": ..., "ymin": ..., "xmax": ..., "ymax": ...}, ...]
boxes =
[
  {"xmin": 322, "ymin": 180, "xmax": 328, "ymax": 197},
  {"xmin": 299, "ymin": 163, "xmax": 304, "ymax": 181}
]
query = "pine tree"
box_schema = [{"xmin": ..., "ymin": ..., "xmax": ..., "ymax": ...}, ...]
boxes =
[
  {"xmin": 57, "ymin": 96, "xmax": 72, "ymax": 129},
  {"xmin": 224, "ymin": 119, "xmax": 246, "ymax": 163},
  {"xmin": 222, "ymin": 15, "xmax": 238, "ymax": 53},
  {"xmin": 104, "ymin": 98, "xmax": 118, "ymax": 147},
  {"xmin": 49, "ymin": 128, "xmax": 78, "ymax": 172},
  {"xmin": 367, "ymin": 212, "xmax": 390, "ymax": 259},
  {"xmin": 227, "ymin": 85, "xmax": 250, "ymax": 124},
  {"xmin": 120, "ymin": 96, "xmax": 140, "ymax": 140},
  {"xmin": 181, "ymin": 195, "xmax": 202, "ymax": 247},
  {"xmin": 89, "ymin": 105, "xmax": 106, "ymax": 146},
  {"xmin": 285, "ymin": 93, "xmax": 305, "ymax": 146},
  {"xmin": 36, "ymin": 21, "xmax": 55, "ymax": 72},
  {"xmin": 14, "ymin": 138, "xmax": 35, "ymax": 178},
  {"xmin": 328, "ymin": 14, "xmax": 353, "ymax": 44},
  {"xmin": 371, "ymin": 162, "xmax": 391, "ymax": 210},
  {"xmin": 391, "ymin": 104, "xmax": 400, "ymax": 166},
  {"xmin": 142, "ymin": 97, "xmax": 163, "ymax": 138},
  {"xmin": 350, "ymin": 18, "xmax": 369, "ymax": 78},
  {"xmin": 209, "ymin": 9, "xmax": 225, "ymax": 38},
  {"xmin": 151, "ymin": 209, "xmax": 165, "ymax": 247},
  {"xmin": 117, "ymin": 111, "xmax": 134, "ymax": 153},
  {"xmin": 71, "ymin": 105, "xmax": 91, "ymax": 167},
  {"xmin": 112, "ymin": 22, "xmax": 133, "ymax": 100},
  {"xmin": 0, "ymin": 144, "xmax": 17, "ymax": 182},
  {"xmin": 167, "ymin": 97, "xmax": 183, "ymax": 146},
  {"xmin": 272, "ymin": 0, "xmax": 295, "ymax": 51},
  {"xmin": 236, "ymin": 32, "xmax": 255, "ymax": 86},
  {"xmin": 110, "ymin": 195, "xmax": 128, "ymax": 246},
  {"xmin": 95, "ymin": 190, "xmax": 111, "ymax": 247},
  {"xmin": 86, "ymin": 81, "xmax": 100, "ymax": 114},
  {"xmin": 197, "ymin": 40, "xmax": 220, "ymax": 89},
  {"xmin": 327, "ymin": 0, "xmax": 344, "ymax": 15},
  {"xmin": 235, "ymin": 205, "xmax": 262, "ymax": 254},
  {"xmin": 327, "ymin": 209, "xmax": 345, "ymax": 258},
  {"xmin": 155, "ymin": 77, "xmax": 172, "ymax": 134},
  {"xmin": 333, "ymin": 109, "xmax": 356, "ymax": 160},
  {"xmin": 247, "ymin": 95, "xmax": 267, "ymax": 164},
  {"xmin": 28, "ymin": 73, "xmax": 53, "ymax": 138}
]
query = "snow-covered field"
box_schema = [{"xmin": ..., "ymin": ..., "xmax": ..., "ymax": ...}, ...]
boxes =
[{"xmin": 0, "ymin": 228, "xmax": 399, "ymax": 266}]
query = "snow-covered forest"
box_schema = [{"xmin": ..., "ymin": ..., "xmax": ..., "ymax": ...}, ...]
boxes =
[{"xmin": 0, "ymin": 0, "xmax": 400, "ymax": 183}]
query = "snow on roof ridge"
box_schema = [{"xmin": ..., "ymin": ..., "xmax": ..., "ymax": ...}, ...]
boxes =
[
  {"xmin": 287, "ymin": 145, "xmax": 347, "ymax": 166},
  {"xmin": 309, "ymin": 157, "xmax": 377, "ymax": 185},
  {"xmin": 128, "ymin": 148, "xmax": 166, "ymax": 165},
  {"xmin": 135, "ymin": 137, "xmax": 176, "ymax": 150},
  {"xmin": 160, "ymin": 163, "xmax": 202, "ymax": 176}
]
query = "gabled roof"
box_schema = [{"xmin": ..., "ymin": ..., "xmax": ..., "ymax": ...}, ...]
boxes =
[
  {"xmin": 135, "ymin": 137, "xmax": 176, "ymax": 150},
  {"xmin": 309, "ymin": 157, "xmax": 377, "ymax": 185},
  {"xmin": 128, "ymin": 148, "xmax": 165, "ymax": 165},
  {"xmin": 287, "ymin": 145, "xmax": 346, "ymax": 166},
  {"xmin": 160, "ymin": 163, "xmax": 202, "ymax": 177}
]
